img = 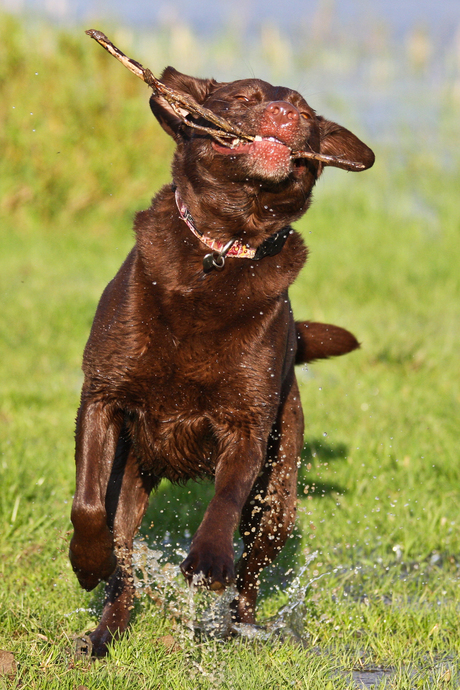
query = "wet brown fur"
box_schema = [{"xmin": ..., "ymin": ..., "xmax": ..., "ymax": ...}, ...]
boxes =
[{"xmin": 69, "ymin": 67, "xmax": 374, "ymax": 656}]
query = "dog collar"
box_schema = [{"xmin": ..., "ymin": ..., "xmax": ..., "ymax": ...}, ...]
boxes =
[{"xmin": 174, "ymin": 188, "xmax": 292, "ymax": 272}]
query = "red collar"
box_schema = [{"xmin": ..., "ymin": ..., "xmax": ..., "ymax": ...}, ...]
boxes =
[
  {"xmin": 175, "ymin": 188, "xmax": 257, "ymax": 259},
  {"xmin": 174, "ymin": 188, "xmax": 293, "ymax": 272}
]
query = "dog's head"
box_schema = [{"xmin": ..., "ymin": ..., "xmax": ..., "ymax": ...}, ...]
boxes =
[{"xmin": 150, "ymin": 68, "xmax": 374, "ymax": 236}]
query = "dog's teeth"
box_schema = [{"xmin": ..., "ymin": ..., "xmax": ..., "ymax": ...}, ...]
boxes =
[{"xmin": 254, "ymin": 135, "xmax": 263, "ymax": 142}]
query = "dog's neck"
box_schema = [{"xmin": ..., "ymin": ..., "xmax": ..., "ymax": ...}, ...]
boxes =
[
  {"xmin": 174, "ymin": 187, "xmax": 292, "ymax": 272},
  {"xmin": 175, "ymin": 188, "xmax": 257, "ymax": 260}
]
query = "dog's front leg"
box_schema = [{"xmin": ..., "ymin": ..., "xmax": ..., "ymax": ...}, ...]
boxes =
[
  {"xmin": 181, "ymin": 438, "xmax": 264, "ymax": 591},
  {"xmin": 69, "ymin": 400, "xmax": 122, "ymax": 591}
]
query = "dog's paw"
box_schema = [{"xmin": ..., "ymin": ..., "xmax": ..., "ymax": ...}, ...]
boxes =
[
  {"xmin": 180, "ymin": 541, "xmax": 235, "ymax": 591},
  {"xmin": 73, "ymin": 628, "xmax": 118, "ymax": 658},
  {"xmin": 88, "ymin": 628, "xmax": 117, "ymax": 658}
]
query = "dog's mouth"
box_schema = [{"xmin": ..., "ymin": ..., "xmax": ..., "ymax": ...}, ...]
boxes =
[
  {"xmin": 212, "ymin": 135, "xmax": 309, "ymax": 180},
  {"xmin": 212, "ymin": 135, "xmax": 286, "ymax": 154},
  {"xmin": 210, "ymin": 134, "xmax": 366, "ymax": 173}
]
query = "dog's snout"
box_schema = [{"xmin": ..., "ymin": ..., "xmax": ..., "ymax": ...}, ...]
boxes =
[
  {"xmin": 260, "ymin": 101, "xmax": 301, "ymax": 146},
  {"xmin": 265, "ymin": 101, "xmax": 299, "ymax": 126}
]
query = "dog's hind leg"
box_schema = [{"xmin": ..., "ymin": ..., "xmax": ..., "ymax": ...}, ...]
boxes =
[
  {"xmin": 88, "ymin": 430, "xmax": 155, "ymax": 657},
  {"xmin": 233, "ymin": 375, "xmax": 304, "ymax": 624}
]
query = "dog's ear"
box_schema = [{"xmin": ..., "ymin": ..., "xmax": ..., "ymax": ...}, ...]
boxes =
[
  {"xmin": 318, "ymin": 117, "xmax": 375, "ymax": 172},
  {"xmin": 149, "ymin": 67, "xmax": 222, "ymax": 140}
]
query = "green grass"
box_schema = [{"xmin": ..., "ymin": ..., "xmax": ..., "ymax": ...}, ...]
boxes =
[{"xmin": 1, "ymin": 13, "xmax": 460, "ymax": 689}]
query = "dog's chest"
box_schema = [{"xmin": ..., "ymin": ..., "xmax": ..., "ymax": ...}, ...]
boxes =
[
  {"xmin": 131, "ymin": 409, "xmax": 217, "ymax": 481},
  {"xmin": 126, "ymin": 339, "xmax": 281, "ymax": 480}
]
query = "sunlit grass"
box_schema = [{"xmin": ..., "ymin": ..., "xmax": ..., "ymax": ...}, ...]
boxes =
[{"xmin": 1, "ymin": 12, "xmax": 460, "ymax": 689}]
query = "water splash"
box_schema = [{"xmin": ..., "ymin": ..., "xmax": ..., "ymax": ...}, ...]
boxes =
[
  {"xmin": 263, "ymin": 551, "xmax": 327, "ymax": 640},
  {"xmin": 132, "ymin": 539, "xmax": 324, "ymax": 643},
  {"xmin": 132, "ymin": 539, "xmax": 195, "ymax": 642}
]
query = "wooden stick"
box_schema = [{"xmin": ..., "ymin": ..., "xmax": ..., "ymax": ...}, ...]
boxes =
[
  {"xmin": 291, "ymin": 150, "xmax": 366, "ymax": 171},
  {"xmin": 85, "ymin": 30, "xmax": 252, "ymax": 144}
]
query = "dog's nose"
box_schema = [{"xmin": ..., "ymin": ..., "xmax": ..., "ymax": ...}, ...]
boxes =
[{"xmin": 265, "ymin": 101, "xmax": 299, "ymax": 125}]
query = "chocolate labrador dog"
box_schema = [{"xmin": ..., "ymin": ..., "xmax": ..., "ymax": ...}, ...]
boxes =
[{"xmin": 69, "ymin": 65, "xmax": 374, "ymax": 656}]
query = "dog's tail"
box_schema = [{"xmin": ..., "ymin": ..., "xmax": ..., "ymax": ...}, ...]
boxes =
[{"xmin": 295, "ymin": 321, "xmax": 360, "ymax": 364}]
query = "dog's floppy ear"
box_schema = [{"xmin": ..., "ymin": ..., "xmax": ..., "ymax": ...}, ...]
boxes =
[
  {"xmin": 318, "ymin": 117, "xmax": 375, "ymax": 172},
  {"xmin": 149, "ymin": 67, "xmax": 223, "ymax": 140}
]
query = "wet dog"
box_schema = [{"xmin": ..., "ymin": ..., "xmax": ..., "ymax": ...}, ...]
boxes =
[{"xmin": 69, "ymin": 66, "xmax": 374, "ymax": 656}]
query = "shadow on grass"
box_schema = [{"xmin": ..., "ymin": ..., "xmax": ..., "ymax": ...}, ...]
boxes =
[{"xmin": 298, "ymin": 437, "xmax": 348, "ymax": 498}]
